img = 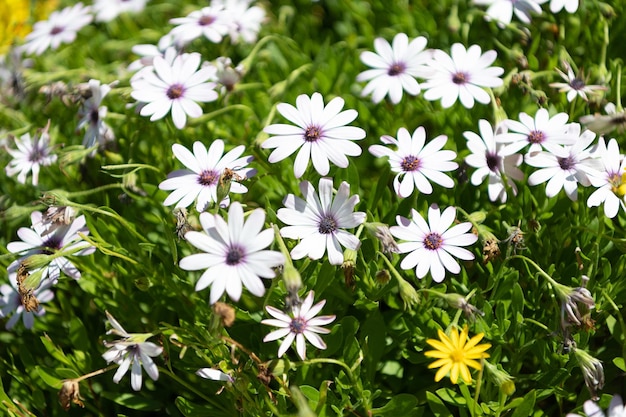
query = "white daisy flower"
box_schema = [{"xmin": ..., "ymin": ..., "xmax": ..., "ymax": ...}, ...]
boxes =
[
  {"xmin": 93, "ymin": 0, "xmax": 149, "ymax": 22},
  {"xmin": 262, "ymin": 291, "xmax": 335, "ymax": 360},
  {"xmin": 369, "ymin": 126, "xmax": 457, "ymax": 198},
  {"xmin": 390, "ymin": 204, "xmax": 478, "ymax": 283},
  {"xmin": 127, "ymin": 35, "xmax": 178, "ymax": 74},
  {"xmin": 262, "ymin": 92, "xmax": 366, "ymax": 178},
  {"xmin": 7, "ymin": 211, "xmax": 96, "ymax": 283},
  {"xmin": 130, "ymin": 52, "xmax": 218, "ymax": 129},
  {"xmin": 179, "ymin": 202, "xmax": 284, "ymax": 304},
  {"xmin": 421, "ymin": 43, "xmax": 503, "ymax": 109},
  {"xmin": 169, "ymin": 5, "xmax": 231, "ymax": 44},
  {"xmin": 567, "ymin": 394, "xmax": 626, "ymax": 417},
  {"xmin": 159, "ymin": 140, "xmax": 256, "ymax": 211},
  {"xmin": 277, "ymin": 177, "xmax": 366, "ymax": 265},
  {"xmin": 5, "ymin": 123, "xmax": 57, "ymax": 186},
  {"xmin": 473, "ymin": 0, "xmax": 547, "ymax": 27},
  {"xmin": 549, "ymin": 63, "xmax": 606, "ymax": 102},
  {"xmin": 219, "ymin": 0, "xmax": 266, "ymax": 44},
  {"xmin": 587, "ymin": 138, "xmax": 626, "ymax": 218},
  {"xmin": 550, "ymin": 0, "xmax": 579, "ymax": 13},
  {"xmin": 196, "ymin": 368, "xmax": 234, "ymax": 383},
  {"xmin": 526, "ymin": 124, "xmax": 602, "ymax": 201},
  {"xmin": 464, "ymin": 119, "xmax": 524, "ymax": 203},
  {"xmin": 0, "ymin": 272, "xmax": 54, "ymax": 330},
  {"xmin": 77, "ymin": 79, "xmax": 116, "ymax": 150},
  {"xmin": 357, "ymin": 33, "xmax": 432, "ymax": 104},
  {"xmin": 102, "ymin": 311, "xmax": 163, "ymax": 392},
  {"xmin": 21, "ymin": 3, "xmax": 93, "ymax": 56}
]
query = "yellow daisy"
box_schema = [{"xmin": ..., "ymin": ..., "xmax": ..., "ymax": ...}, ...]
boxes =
[
  {"xmin": 0, "ymin": 0, "xmax": 58, "ymax": 55},
  {"xmin": 424, "ymin": 326, "xmax": 491, "ymax": 384}
]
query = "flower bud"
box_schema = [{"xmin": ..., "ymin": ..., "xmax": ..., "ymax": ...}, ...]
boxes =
[
  {"xmin": 398, "ymin": 278, "xmax": 419, "ymax": 310},
  {"xmin": 375, "ymin": 269, "xmax": 391, "ymax": 285},
  {"xmin": 342, "ymin": 248, "xmax": 357, "ymax": 289},
  {"xmin": 574, "ymin": 348, "xmax": 604, "ymax": 401},
  {"xmin": 483, "ymin": 361, "xmax": 515, "ymax": 396}
]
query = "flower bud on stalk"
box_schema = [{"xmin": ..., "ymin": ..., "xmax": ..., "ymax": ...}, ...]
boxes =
[
  {"xmin": 483, "ymin": 361, "xmax": 515, "ymax": 396},
  {"xmin": 573, "ymin": 348, "xmax": 604, "ymax": 401}
]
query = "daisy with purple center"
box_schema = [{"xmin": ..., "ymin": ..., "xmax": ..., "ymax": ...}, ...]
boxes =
[
  {"xmin": 277, "ymin": 178, "xmax": 366, "ymax": 265},
  {"xmin": 169, "ymin": 5, "xmax": 231, "ymax": 44},
  {"xmin": 421, "ymin": 43, "xmax": 503, "ymax": 109},
  {"xmin": 390, "ymin": 205, "xmax": 478, "ymax": 283},
  {"xmin": 587, "ymin": 138, "xmax": 626, "ymax": 218},
  {"xmin": 77, "ymin": 79, "xmax": 116, "ymax": 150},
  {"xmin": 21, "ymin": 3, "xmax": 93, "ymax": 56},
  {"xmin": 357, "ymin": 33, "xmax": 433, "ymax": 104},
  {"xmin": 262, "ymin": 93, "xmax": 366, "ymax": 178},
  {"xmin": 369, "ymin": 126, "xmax": 457, "ymax": 197},
  {"xmin": 549, "ymin": 63, "xmax": 606, "ymax": 103},
  {"xmin": 218, "ymin": 0, "xmax": 266, "ymax": 44},
  {"xmin": 262, "ymin": 291, "xmax": 335, "ymax": 360},
  {"xmin": 499, "ymin": 108, "xmax": 574, "ymax": 156},
  {"xmin": 130, "ymin": 52, "xmax": 218, "ymax": 129},
  {"xmin": 5, "ymin": 123, "xmax": 57, "ymax": 186},
  {"xmin": 179, "ymin": 202, "xmax": 284, "ymax": 304},
  {"xmin": 159, "ymin": 140, "xmax": 255, "ymax": 211}
]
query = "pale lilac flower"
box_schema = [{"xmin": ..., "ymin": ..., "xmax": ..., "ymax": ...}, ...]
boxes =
[
  {"xmin": 390, "ymin": 205, "xmax": 478, "ymax": 283},
  {"xmin": 369, "ymin": 126, "xmax": 457, "ymax": 197},
  {"xmin": 77, "ymin": 79, "xmax": 116, "ymax": 149},
  {"xmin": 473, "ymin": 0, "xmax": 547, "ymax": 27},
  {"xmin": 179, "ymin": 202, "xmax": 284, "ymax": 304},
  {"xmin": 262, "ymin": 93, "xmax": 366, "ymax": 178},
  {"xmin": 550, "ymin": 63, "xmax": 606, "ymax": 102},
  {"xmin": 567, "ymin": 395, "xmax": 626, "ymax": 417},
  {"xmin": 219, "ymin": 0, "xmax": 266, "ymax": 44},
  {"xmin": 102, "ymin": 311, "xmax": 163, "ymax": 391},
  {"xmin": 169, "ymin": 5, "xmax": 231, "ymax": 44},
  {"xmin": 526, "ymin": 124, "xmax": 601, "ymax": 201},
  {"xmin": 93, "ymin": 0, "xmax": 149, "ymax": 22},
  {"xmin": 500, "ymin": 108, "xmax": 574, "ymax": 156},
  {"xmin": 7, "ymin": 211, "xmax": 96, "ymax": 283},
  {"xmin": 464, "ymin": 119, "xmax": 524, "ymax": 203},
  {"xmin": 550, "ymin": 0, "xmax": 579, "ymax": 13},
  {"xmin": 422, "ymin": 44, "xmax": 503, "ymax": 108},
  {"xmin": 357, "ymin": 33, "xmax": 432, "ymax": 104},
  {"xmin": 130, "ymin": 52, "xmax": 218, "ymax": 129},
  {"xmin": 5, "ymin": 124, "xmax": 56, "ymax": 186},
  {"xmin": 21, "ymin": 3, "xmax": 93, "ymax": 55},
  {"xmin": 159, "ymin": 140, "xmax": 255, "ymax": 211},
  {"xmin": 581, "ymin": 102, "xmax": 626, "ymax": 136},
  {"xmin": 196, "ymin": 368, "xmax": 234, "ymax": 383},
  {"xmin": 277, "ymin": 178, "xmax": 366, "ymax": 265},
  {"xmin": 0, "ymin": 272, "xmax": 54, "ymax": 330},
  {"xmin": 207, "ymin": 57, "xmax": 245, "ymax": 93},
  {"xmin": 587, "ymin": 138, "xmax": 626, "ymax": 218},
  {"xmin": 262, "ymin": 291, "xmax": 335, "ymax": 360}
]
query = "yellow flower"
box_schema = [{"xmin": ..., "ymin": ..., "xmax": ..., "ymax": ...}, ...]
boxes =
[
  {"xmin": 0, "ymin": 0, "xmax": 58, "ymax": 55},
  {"xmin": 424, "ymin": 326, "xmax": 491, "ymax": 384}
]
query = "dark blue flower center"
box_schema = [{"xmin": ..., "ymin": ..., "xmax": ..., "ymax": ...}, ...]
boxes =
[
  {"xmin": 452, "ymin": 72, "xmax": 468, "ymax": 85},
  {"xmin": 198, "ymin": 170, "xmax": 219, "ymax": 186},
  {"xmin": 226, "ymin": 246, "xmax": 245, "ymax": 265},
  {"xmin": 289, "ymin": 317, "xmax": 306, "ymax": 334},
  {"xmin": 167, "ymin": 84, "xmax": 185, "ymax": 99},
  {"xmin": 401, "ymin": 155, "xmax": 420, "ymax": 172},
  {"xmin": 558, "ymin": 156, "xmax": 576, "ymax": 171},
  {"xmin": 423, "ymin": 232, "xmax": 443, "ymax": 250},
  {"xmin": 388, "ymin": 62, "xmax": 406, "ymax": 76},
  {"xmin": 486, "ymin": 152, "xmax": 501, "ymax": 172},
  {"xmin": 318, "ymin": 215, "xmax": 337, "ymax": 234},
  {"xmin": 528, "ymin": 130, "xmax": 545, "ymax": 144},
  {"xmin": 304, "ymin": 125, "xmax": 322, "ymax": 142}
]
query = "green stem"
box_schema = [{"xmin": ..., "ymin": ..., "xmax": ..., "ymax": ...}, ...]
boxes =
[{"xmin": 159, "ymin": 368, "xmax": 225, "ymax": 408}]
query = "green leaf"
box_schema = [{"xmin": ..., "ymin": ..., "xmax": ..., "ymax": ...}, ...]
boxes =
[
  {"xmin": 175, "ymin": 396, "xmax": 231, "ymax": 417},
  {"xmin": 613, "ymin": 357, "xmax": 626, "ymax": 372},
  {"xmin": 34, "ymin": 366, "xmax": 63, "ymax": 389},
  {"xmin": 371, "ymin": 394, "xmax": 418, "ymax": 416},
  {"xmin": 511, "ymin": 390, "xmax": 536, "ymax": 417},
  {"xmin": 39, "ymin": 335, "xmax": 73, "ymax": 367},
  {"xmin": 101, "ymin": 392, "xmax": 164, "ymax": 411},
  {"xmin": 426, "ymin": 391, "xmax": 451, "ymax": 417}
]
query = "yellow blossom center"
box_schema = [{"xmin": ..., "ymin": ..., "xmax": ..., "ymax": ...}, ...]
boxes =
[
  {"xmin": 609, "ymin": 170, "xmax": 626, "ymax": 197},
  {"xmin": 0, "ymin": 0, "xmax": 58, "ymax": 55}
]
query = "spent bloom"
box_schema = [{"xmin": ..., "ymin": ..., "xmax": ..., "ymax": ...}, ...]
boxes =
[
  {"xmin": 179, "ymin": 202, "xmax": 285, "ymax": 304},
  {"xmin": 421, "ymin": 43, "xmax": 503, "ymax": 109},
  {"xmin": 76, "ymin": 79, "xmax": 116, "ymax": 150},
  {"xmin": 472, "ymin": 0, "xmax": 547, "ymax": 27},
  {"xmin": 0, "ymin": 272, "xmax": 54, "ymax": 330},
  {"xmin": 573, "ymin": 348, "xmax": 605, "ymax": 401},
  {"xmin": 102, "ymin": 311, "xmax": 163, "ymax": 391},
  {"xmin": 92, "ymin": 0, "xmax": 149, "ymax": 22},
  {"xmin": 262, "ymin": 92, "xmax": 366, "ymax": 178},
  {"xmin": 262, "ymin": 291, "xmax": 335, "ymax": 360},
  {"xmin": 357, "ymin": 33, "xmax": 432, "ymax": 104},
  {"xmin": 424, "ymin": 326, "xmax": 491, "ymax": 384},
  {"xmin": 277, "ymin": 178, "xmax": 366, "ymax": 265},
  {"xmin": 159, "ymin": 140, "xmax": 255, "ymax": 211},
  {"xmin": 587, "ymin": 138, "xmax": 626, "ymax": 218},
  {"xmin": 169, "ymin": 5, "xmax": 231, "ymax": 44},
  {"xmin": 130, "ymin": 51, "xmax": 218, "ymax": 129},
  {"xmin": 369, "ymin": 126, "xmax": 457, "ymax": 197},
  {"xmin": 390, "ymin": 204, "xmax": 477, "ymax": 283},
  {"xmin": 5, "ymin": 123, "xmax": 57, "ymax": 186},
  {"xmin": 567, "ymin": 395, "xmax": 626, "ymax": 417},
  {"xmin": 550, "ymin": 63, "xmax": 606, "ymax": 102},
  {"xmin": 21, "ymin": 3, "xmax": 93, "ymax": 56}
]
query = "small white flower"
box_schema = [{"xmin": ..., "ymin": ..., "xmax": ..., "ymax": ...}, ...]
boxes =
[
  {"xmin": 357, "ymin": 33, "xmax": 432, "ymax": 104},
  {"xmin": 390, "ymin": 204, "xmax": 478, "ymax": 283},
  {"xmin": 5, "ymin": 123, "xmax": 56, "ymax": 186},
  {"xmin": 581, "ymin": 102, "xmax": 626, "ymax": 136},
  {"xmin": 207, "ymin": 57, "xmax": 245, "ymax": 93},
  {"xmin": 421, "ymin": 43, "xmax": 503, "ymax": 109},
  {"xmin": 169, "ymin": 5, "xmax": 231, "ymax": 44},
  {"xmin": 587, "ymin": 138, "xmax": 626, "ymax": 218},
  {"xmin": 550, "ymin": 0, "xmax": 579, "ymax": 13},
  {"xmin": 0, "ymin": 272, "xmax": 54, "ymax": 330},
  {"xmin": 526, "ymin": 124, "xmax": 602, "ymax": 201},
  {"xmin": 369, "ymin": 126, "xmax": 457, "ymax": 197},
  {"xmin": 262, "ymin": 92, "xmax": 366, "ymax": 178},
  {"xmin": 464, "ymin": 119, "xmax": 524, "ymax": 203},
  {"xmin": 127, "ymin": 36, "xmax": 178, "ymax": 74},
  {"xmin": 77, "ymin": 79, "xmax": 116, "ymax": 150},
  {"xmin": 130, "ymin": 52, "xmax": 218, "ymax": 129},
  {"xmin": 218, "ymin": 0, "xmax": 266, "ymax": 44},
  {"xmin": 159, "ymin": 140, "xmax": 255, "ymax": 211},
  {"xmin": 93, "ymin": 0, "xmax": 149, "ymax": 22},
  {"xmin": 473, "ymin": 0, "xmax": 547, "ymax": 27},
  {"xmin": 102, "ymin": 311, "xmax": 163, "ymax": 391},
  {"xmin": 196, "ymin": 368, "xmax": 234, "ymax": 383},
  {"xmin": 21, "ymin": 3, "xmax": 93, "ymax": 55},
  {"xmin": 277, "ymin": 178, "xmax": 366, "ymax": 265},
  {"xmin": 262, "ymin": 291, "xmax": 336, "ymax": 360},
  {"xmin": 500, "ymin": 108, "xmax": 575, "ymax": 156},
  {"xmin": 567, "ymin": 394, "xmax": 626, "ymax": 417},
  {"xmin": 549, "ymin": 63, "xmax": 606, "ymax": 102},
  {"xmin": 7, "ymin": 211, "xmax": 95, "ymax": 283},
  {"xmin": 179, "ymin": 202, "xmax": 284, "ymax": 304}
]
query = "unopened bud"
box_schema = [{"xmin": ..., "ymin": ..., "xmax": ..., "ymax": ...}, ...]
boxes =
[
  {"xmin": 342, "ymin": 248, "xmax": 357, "ymax": 289},
  {"xmin": 398, "ymin": 278, "xmax": 419, "ymax": 310},
  {"xmin": 483, "ymin": 361, "xmax": 515, "ymax": 396},
  {"xmin": 574, "ymin": 348, "xmax": 604, "ymax": 401},
  {"xmin": 375, "ymin": 269, "xmax": 391, "ymax": 285}
]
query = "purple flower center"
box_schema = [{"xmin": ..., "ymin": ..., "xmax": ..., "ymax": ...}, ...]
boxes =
[
  {"xmin": 318, "ymin": 215, "xmax": 337, "ymax": 234},
  {"xmin": 42, "ymin": 235, "xmax": 62, "ymax": 253},
  {"xmin": 29, "ymin": 146, "xmax": 45, "ymax": 163},
  {"xmin": 400, "ymin": 155, "xmax": 421, "ymax": 172},
  {"xmin": 289, "ymin": 317, "xmax": 306, "ymax": 334},
  {"xmin": 527, "ymin": 130, "xmax": 545, "ymax": 144},
  {"xmin": 198, "ymin": 170, "xmax": 219, "ymax": 186},
  {"xmin": 423, "ymin": 232, "xmax": 443, "ymax": 250},
  {"xmin": 570, "ymin": 78, "xmax": 585, "ymax": 90},
  {"xmin": 452, "ymin": 72, "xmax": 468, "ymax": 85},
  {"xmin": 167, "ymin": 84, "xmax": 185, "ymax": 99},
  {"xmin": 557, "ymin": 156, "xmax": 576, "ymax": 171},
  {"xmin": 304, "ymin": 125, "xmax": 322, "ymax": 142},
  {"xmin": 50, "ymin": 26, "xmax": 64, "ymax": 35},
  {"xmin": 199, "ymin": 15, "xmax": 216, "ymax": 26},
  {"xmin": 90, "ymin": 108, "xmax": 100, "ymax": 125},
  {"xmin": 225, "ymin": 245, "xmax": 245, "ymax": 265},
  {"xmin": 486, "ymin": 152, "xmax": 501, "ymax": 172},
  {"xmin": 388, "ymin": 62, "xmax": 406, "ymax": 76}
]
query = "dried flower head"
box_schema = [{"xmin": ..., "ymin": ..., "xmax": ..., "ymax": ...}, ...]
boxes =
[{"xmin": 58, "ymin": 379, "xmax": 84, "ymax": 410}]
